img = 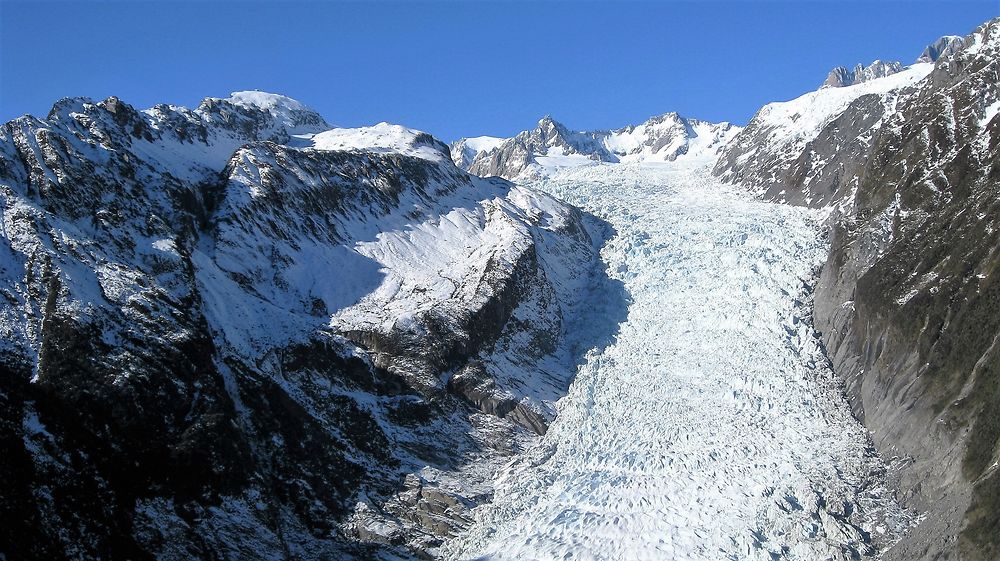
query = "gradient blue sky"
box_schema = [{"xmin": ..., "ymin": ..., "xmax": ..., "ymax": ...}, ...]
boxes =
[{"xmin": 2, "ymin": 1, "xmax": 997, "ymax": 141}]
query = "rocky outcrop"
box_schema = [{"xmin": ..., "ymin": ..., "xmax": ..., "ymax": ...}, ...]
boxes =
[
  {"xmin": 822, "ymin": 60, "xmax": 904, "ymax": 88},
  {"xmin": 716, "ymin": 18, "xmax": 1000, "ymax": 561},
  {"xmin": 917, "ymin": 35, "xmax": 966, "ymax": 63},
  {"xmin": 0, "ymin": 93, "xmax": 616, "ymax": 560},
  {"xmin": 449, "ymin": 136, "xmax": 503, "ymax": 171}
]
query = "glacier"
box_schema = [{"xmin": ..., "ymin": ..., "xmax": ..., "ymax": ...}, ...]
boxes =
[{"xmin": 445, "ymin": 159, "xmax": 912, "ymax": 561}]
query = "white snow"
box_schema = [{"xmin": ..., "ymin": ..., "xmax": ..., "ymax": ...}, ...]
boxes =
[
  {"xmin": 308, "ymin": 122, "xmax": 447, "ymax": 161},
  {"xmin": 451, "ymin": 136, "xmax": 508, "ymax": 170},
  {"xmin": 227, "ymin": 90, "xmax": 312, "ymax": 112},
  {"xmin": 151, "ymin": 238, "xmax": 178, "ymax": 255},
  {"xmin": 225, "ymin": 90, "xmax": 328, "ymax": 134},
  {"xmin": 462, "ymin": 135, "xmax": 505, "ymax": 153},
  {"xmin": 534, "ymin": 146, "xmax": 601, "ymax": 170},
  {"xmin": 446, "ymin": 159, "xmax": 910, "ymax": 560},
  {"xmin": 753, "ymin": 64, "xmax": 933, "ymax": 158},
  {"xmin": 604, "ymin": 116, "xmax": 738, "ymax": 164},
  {"xmin": 981, "ymin": 99, "xmax": 1000, "ymax": 128},
  {"xmin": 328, "ymin": 193, "xmax": 528, "ymax": 332}
]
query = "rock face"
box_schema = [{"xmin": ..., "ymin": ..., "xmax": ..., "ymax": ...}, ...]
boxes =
[
  {"xmin": 0, "ymin": 92, "xmax": 617, "ymax": 559},
  {"xmin": 456, "ymin": 113, "xmax": 738, "ymax": 181},
  {"xmin": 448, "ymin": 136, "xmax": 504, "ymax": 171},
  {"xmin": 822, "ymin": 60, "xmax": 905, "ymax": 88},
  {"xmin": 715, "ymin": 21, "xmax": 1000, "ymax": 561},
  {"xmin": 917, "ymin": 35, "xmax": 966, "ymax": 63}
]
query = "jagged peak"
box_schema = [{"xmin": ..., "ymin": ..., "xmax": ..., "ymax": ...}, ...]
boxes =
[
  {"xmin": 518, "ymin": 115, "xmax": 575, "ymax": 146},
  {"xmin": 954, "ymin": 17, "xmax": 1000, "ymax": 60},
  {"xmin": 40, "ymin": 95, "xmax": 150, "ymax": 139},
  {"xmin": 821, "ymin": 60, "xmax": 904, "ymax": 89},
  {"xmin": 536, "ymin": 114, "xmax": 569, "ymax": 131},
  {"xmin": 637, "ymin": 112, "xmax": 688, "ymax": 128},
  {"xmin": 96, "ymin": 96, "xmax": 144, "ymax": 120},
  {"xmin": 647, "ymin": 111, "xmax": 683, "ymax": 122},
  {"xmin": 608, "ymin": 112, "xmax": 683, "ymax": 135},
  {"xmin": 916, "ymin": 35, "xmax": 966, "ymax": 63},
  {"xmin": 45, "ymin": 96, "xmax": 97, "ymax": 122}
]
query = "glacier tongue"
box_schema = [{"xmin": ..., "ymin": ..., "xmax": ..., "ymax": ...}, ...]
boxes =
[{"xmin": 447, "ymin": 162, "xmax": 910, "ymax": 560}]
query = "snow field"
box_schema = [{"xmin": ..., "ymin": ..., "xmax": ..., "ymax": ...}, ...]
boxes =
[{"xmin": 447, "ymin": 163, "xmax": 909, "ymax": 561}]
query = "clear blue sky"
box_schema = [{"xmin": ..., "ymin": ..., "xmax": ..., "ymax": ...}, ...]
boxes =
[{"xmin": 2, "ymin": 1, "xmax": 997, "ymax": 141}]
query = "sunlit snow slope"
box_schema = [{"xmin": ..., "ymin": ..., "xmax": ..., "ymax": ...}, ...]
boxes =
[{"xmin": 447, "ymin": 162, "xmax": 910, "ymax": 561}]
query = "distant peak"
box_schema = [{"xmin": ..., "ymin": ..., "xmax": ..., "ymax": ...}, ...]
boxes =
[
  {"xmin": 916, "ymin": 35, "xmax": 966, "ymax": 63},
  {"xmin": 645, "ymin": 112, "xmax": 684, "ymax": 125},
  {"xmin": 46, "ymin": 96, "xmax": 95, "ymax": 121},
  {"xmin": 538, "ymin": 114, "xmax": 571, "ymax": 128},
  {"xmin": 308, "ymin": 122, "xmax": 450, "ymax": 162},
  {"xmin": 821, "ymin": 60, "xmax": 904, "ymax": 88},
  {"xmin": 226, "ymin": 90, "xmax": 313, "ymax": 112},
  {"xmin": 207, "ymin": 90, "xmax": 330, "ymax": 134}
]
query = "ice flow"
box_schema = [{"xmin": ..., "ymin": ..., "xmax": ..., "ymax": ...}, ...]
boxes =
[{"xmin": 447, "ymin": 163, "xmax": 909, "ymax": 561}]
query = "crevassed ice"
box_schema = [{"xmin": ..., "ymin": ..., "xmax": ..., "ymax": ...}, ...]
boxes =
[{"xmin": 446, "ymin": 162, "xmax": 910, "ymax": 561}]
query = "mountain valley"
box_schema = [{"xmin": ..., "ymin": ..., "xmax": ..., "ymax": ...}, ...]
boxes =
[{"xmin": 1, "ymin": 15, "xmax": 999, "ymax": 561}]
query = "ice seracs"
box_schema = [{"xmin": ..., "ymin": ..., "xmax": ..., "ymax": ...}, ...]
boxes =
[{"xmin": 448, "ymin": 160, "xmax": 910, "ymax": 561}]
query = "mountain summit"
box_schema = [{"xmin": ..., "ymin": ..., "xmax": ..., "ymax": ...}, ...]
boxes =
[{"xmin": 916, "ymin": 34, "xmax": 966, "ymax": 62}]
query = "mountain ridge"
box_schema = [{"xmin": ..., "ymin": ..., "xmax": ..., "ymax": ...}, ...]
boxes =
[
  {"xmin": 0, "ymin": 90, "xmax": 621, "ymax": 559},
  {"xmin": 450, "ymin": 112, "xmax": 739, "ymax": 181}
]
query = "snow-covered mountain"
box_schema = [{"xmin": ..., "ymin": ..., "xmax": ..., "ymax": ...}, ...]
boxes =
[
  {"xmin": 714, "ymin": 61, "xmax": 934, "ymax": 206},
  {"xmin": 452, "ymin": 113, "xmax": 739, "ymax": 181},
  {"xmin": 0, "ymin": 91, "xmax": 617, "ymax": 559}
]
